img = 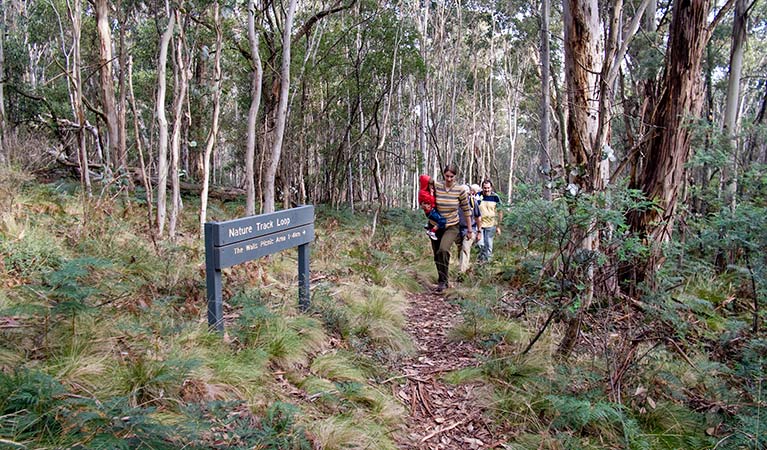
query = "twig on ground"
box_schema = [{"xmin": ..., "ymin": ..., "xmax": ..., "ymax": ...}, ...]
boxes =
[{"xmin": 419, "ymin": 412, "xmax": 479, "ymax": 443}]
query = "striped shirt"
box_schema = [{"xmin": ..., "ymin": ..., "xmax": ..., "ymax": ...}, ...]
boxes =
[{"xmin": 434, "ymin": 182, "xmax": 471, "ymax": 227}]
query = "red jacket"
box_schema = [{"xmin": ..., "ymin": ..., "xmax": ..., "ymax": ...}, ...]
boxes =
[{"xmin": 418, "ymin": 174, "xmax": 434, "ymax": 205}]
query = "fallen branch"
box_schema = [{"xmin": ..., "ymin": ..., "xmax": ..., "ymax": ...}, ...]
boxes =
[
  {"xmin": 419, "ymin": 412, "xmax": 479, "ymax": 443},
  {"xmin": 667, "ymin": 338, "xmax": 699, "ymax": 371}
]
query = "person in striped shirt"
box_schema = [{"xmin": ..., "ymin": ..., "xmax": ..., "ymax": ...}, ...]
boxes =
[{"xmin": 429, "ymin": 164, "xmax": 473, "ymax": 293}]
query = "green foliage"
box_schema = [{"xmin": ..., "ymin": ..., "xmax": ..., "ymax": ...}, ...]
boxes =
[
  {"xmin": 116, "ymin": 356, "xmax": 197, "ymax": 406},
  {"xmin": 0, "ymin": 232, "xmax": 63, "ymax": 279},
  {"xmin": 343, "ymin": 285, "xmax": 413, "ymax": 358},
  {"xmin": 8, "ymin": 163, "xmax": 767, "ymax": 450},
  {"xmin": 235, "ymin": 402, "xmax": 312, "ymax": 450},
  {"xmin": 310, "ymin": 286, "xmax": 353, "ymax": 339},
  {"xmin": 452, "ymin": 298, "xmax": 493, "ymax": 341},
  {"xmin": 44, "ymin": 257, "xmax": 111, "ymax": 317},
  {"xmin": 634, "ymin": 402, "xmax": 714, "ymax": 450},
  {"xmin": 723, "ymin": 339, "xmax": 767, "ymax": 450},
  {"xmin": 542, "ymin": 395, "xmax": 649, "ymax": 448},
  {"xmin": 449, "ymin": 297, "xmax": 523, "ymax": 348},
  {"xmin": 66, "ymin": 397, "xmax": 178, "ymax": 449},
  {"xmin": 229, "ymin": 291, "xmax": 326, "ymax": 368},
  {"xmin": 0, "ymin": 369, "xmax": 66, "ymax": 441}
]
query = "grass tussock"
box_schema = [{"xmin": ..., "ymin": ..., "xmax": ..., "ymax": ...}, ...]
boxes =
[
  {"xmin": 308, "ymin": 415, "xmax": 400, "ymax": 450},
  {"xmin": 335, "ymin": 283, "xmax": 415, "ymax": 356}
]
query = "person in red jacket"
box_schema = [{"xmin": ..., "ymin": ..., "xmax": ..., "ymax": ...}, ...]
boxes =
[{"xmin": 418, "ymin": 174, "xmax": 446, "ymax": 240}]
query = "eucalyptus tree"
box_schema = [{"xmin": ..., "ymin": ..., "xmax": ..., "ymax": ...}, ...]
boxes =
[
  {"xmin": 66, "ymin": 0, "xmax": 91, "ymax": 196},
  {"xmin": 263, "ymin": 0, "xmax": 297, "ymax": 214},
  {"xmin": 168, "ymin": 6, "xmax": 191, "ymax": 238},
  {"xmin": 417, "ymin": 0, "xmax": 429, "ymax": 174},
  {"xmin": 722, "ymin": 0, "xmax": 752, "ymax": 210},
  {"xmin": 627, "ymin": 0, "xmax": 734, "ymax": 273},
  {"xmin": 199, "ymin": 0, "xmax": 223, "ymax": 235},
  {"xmin": 0, "ymin": 8, "xmax": 6, "ymax": 158},
  {"xmin": 286, "ymin": 0, "xmax": 419, "ymax": 207},
  {"xmin": 93, "ymin": 0, "xmax": 119, "ymax": 175},
  {"xmin": 559, "ymin": 0, "xmax": 652, "ymax": 353},
  {"xmin": 245, "ymin": 0, "xmax": 263, "ymax": 216},
  {"xmin": 539, "ymin": 0, "xmax": 551, "ymax": 200},
  {"xmin": 155, "ymin": 2, "xmax": 175, "ymax": 236}
]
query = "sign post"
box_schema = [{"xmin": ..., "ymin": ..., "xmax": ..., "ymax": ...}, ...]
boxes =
[{"xmin": 204, "ymin": 205, "xmax": 315, "ymax": 332}]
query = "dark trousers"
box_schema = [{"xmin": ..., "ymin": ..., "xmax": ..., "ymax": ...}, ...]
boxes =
[{"xmin": 431, "ymin": 225, "xmax": 460, "ymax": 284}]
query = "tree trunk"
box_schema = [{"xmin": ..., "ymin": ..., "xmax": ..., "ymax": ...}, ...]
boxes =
[
  {"xmin": 263, "ymin": 0, "xmax": 297, "ymax": 214},
  {"xmin": 503, "ymin": 40, "xmax": 524, "ymax": 200},
  {"xmin": 627, "ymin": 0, "xmax": 726, "ymax": 272},
  {"xmin": 67, "ymin": 0, "xmax": 91, "ymax": 197},
  {"xmin": 128, "ymin": 56, "xmax": 154, "ymax": 229},
  {"xmin": 94, "ymin": 0, "xmax": 119, "ymax": 173},
  {"xmin": 155, "ymin": 8, "xmax": 175, "ymax": 236},
  {"xmin": 560, "ymin": 0, "xmax": 603, "ymax": 356},
  {"xmin": 723, "ymin": 0, "xmax": 747, "ymax": 211},
  {"xmin": 199, "ymin": 0, "xmax": 222, "ymax": 236},
  {"xmin": 0, "ymin": 8, "xmax": 6, "ymax": 161},
  {"xmin": 116, "ymin": 0, "xmax": 129, "ymax": 179},
  {"xmin": 245, "ymin": 0, "xmax": 264, "ymax": 216},
  {"xmin": 540, "ymin": 0, "xmax": 552, "ymax": 200},
  {"xmin": 418, "ymin": 0, "xmax": 429, "ymax": 173},
  {"xmin": 564, "ymin": 0, "xmax": 601, "ymax": 188},
  {"xmin": 169, "ymin": 9, "xmax": 189, "ymax": 239}
]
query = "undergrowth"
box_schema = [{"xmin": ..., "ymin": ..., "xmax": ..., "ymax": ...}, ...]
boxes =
[
  {"xmin": 0, "ymin": 170, "xmax": 417, "ymax": 448},
  {"xmin": 1, "ymin": 167, "xmax": 765, "ymax": 449}
]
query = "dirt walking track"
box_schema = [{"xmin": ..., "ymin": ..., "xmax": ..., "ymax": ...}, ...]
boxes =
[{"xmin": 391, "ymin": 289, "xmax": 508, "ymax": 449}]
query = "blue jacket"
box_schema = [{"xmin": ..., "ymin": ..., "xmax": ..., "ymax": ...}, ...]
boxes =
[{"xmin": 427, "ymin": 208, "xmax": 447, "ymax": 229}]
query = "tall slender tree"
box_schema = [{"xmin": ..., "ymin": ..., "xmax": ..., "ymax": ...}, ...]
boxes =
[
  {"xmin": 66, "ymin": 0, "xmax": 91, "ymax": 197},
  {"xmin": 263, "ymin": 0, "xmax": 297, "ymax": 213},
  {"xmin": 540, "ymin": 0, "xmax": 552, "ymax": 200},
  {"xmin": 155, "ymin": 3, "xmax": 175, "ymax": 236},
  {"xmin": 200, "ymin": 0, "xmax": 223, "ymax": 234},
  {"xmin": 93, "ymin": 0, "xmax": 118, "ymax": 173},
  {"xmin": 723, "ymin": 0, "xmax": 750, "ymax": 210},
  {"xmin": 168, "ymin": 8, "xmax": 189, "ymax": 238},
  {"xmin": 245, "ymin": 0, "xmax": 263, "ymax": 216}
]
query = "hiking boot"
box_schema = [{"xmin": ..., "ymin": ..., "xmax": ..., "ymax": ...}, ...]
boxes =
[{"xmin": 434, "ymin": 282, "xmax": 447, "ymax": 293}]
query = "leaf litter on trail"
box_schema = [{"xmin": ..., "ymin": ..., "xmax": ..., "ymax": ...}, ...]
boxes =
[{"xmin": 392, "ymin": 291, "xmax": 508, "ymax": 449}]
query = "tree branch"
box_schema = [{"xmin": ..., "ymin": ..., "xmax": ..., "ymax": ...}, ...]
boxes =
[
  {"xmin": 706, "ymin": 0, "xmax": 737, "ymax": 42},
  {"xmin": 293, "ymin": 0, "xmax": 358, "ymax": 42}
]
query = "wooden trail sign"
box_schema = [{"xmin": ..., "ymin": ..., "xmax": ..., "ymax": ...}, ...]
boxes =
[{"xmin": 204, "ymin": 205, "xmax": 315, "ymax": 332}]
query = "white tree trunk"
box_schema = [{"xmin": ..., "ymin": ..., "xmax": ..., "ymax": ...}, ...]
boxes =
[
  {"xmin": 128, "ymin": 56, "xmax": 154, "ymax": 226},
  {"xmin": 418, "ymin": 0, "xmax": 429, "ymax": 173},
  {"xmin": 200, "ymin": 0, "xmax": 223, "ymax": 235},
  {"xmin": 169, "ymin": 10, "xmax": 189, "ymax": 238},
  {"xmin": 263, "ymin": 0, "xmax": 297, "ymax": 213},
  {"xmin": 94, "ymin": 0, "xmax": 118, "ymax": 172},
  {"xmin": 155, "ymin": 7, "xmax": 175, "ymax": 236},
  {"xmin": 540, "ymin": 0, "xmax": 552, "ymax": 200},
  {"xmin": 245, "ymin": 0, "xmax": 263, "ymax": 216},
  {"xmin": 66, "ymin": 0, "xmax": 91, "ymax": 197},
  {"xmin": 723, "ymin": 0, "xmax": 746, "ymax": 210}
]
